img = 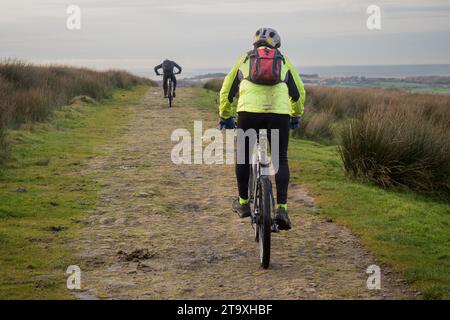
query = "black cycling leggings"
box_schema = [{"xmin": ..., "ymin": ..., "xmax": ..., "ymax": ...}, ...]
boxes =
[
  {"xmin": 163, "ymin": 74, "xmax": 177, "ymax": 95},
  {"xmin": 236, "ymin": 112, "xmax": 290, "ymax": 204}
]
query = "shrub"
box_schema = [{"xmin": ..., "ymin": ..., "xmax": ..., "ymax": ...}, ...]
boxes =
[
  {"xmin": 203, "ymin": 78, "xmax": 224, "ymax": 92},
  {"xmin": 295, "ymin": 85, "xmax": 450, "ymax": 198},
  {"xmin": 0, "ymin": 76, "xmax": 13, "ymax": 163},
  {"xmin": 293, "ymin": 111, "xmax": 335, "ymax": 143},
  {"xmin": 338, "ymin": 106, "xmax": 450, "ymax": 199}
]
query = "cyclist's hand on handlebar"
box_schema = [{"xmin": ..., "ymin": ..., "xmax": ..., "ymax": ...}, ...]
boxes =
[
  {"xmin": 289, "ymin": 116, "xmax": 301, "ymax": 130},
  {"xmin": 219, "ymin": 117, "xmax": 236, "ymax": 130}
]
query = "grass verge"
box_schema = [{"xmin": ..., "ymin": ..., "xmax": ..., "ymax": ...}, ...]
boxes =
[
  {"xmin": 0, "ymin": 85, "xmax": 147, "ymax": 299},
  {"xmin": 289, "ymin": 140, "xmax": 450, "ymax": 300}
]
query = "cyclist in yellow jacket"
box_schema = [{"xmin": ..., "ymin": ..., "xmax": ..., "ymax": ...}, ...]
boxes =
[{"xmin": 219, "ymin": 27, "xmax": 305, "ymax": 230}]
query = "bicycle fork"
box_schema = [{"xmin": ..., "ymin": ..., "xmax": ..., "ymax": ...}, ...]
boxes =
[{"xmin": 250, "ymin": 179, "xmax": 279, "ymax": 233}]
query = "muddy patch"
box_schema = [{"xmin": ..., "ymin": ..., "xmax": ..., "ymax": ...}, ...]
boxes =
[{"xmin": 118, "ymin": 249, "xmax": 156, "ymax": 262}]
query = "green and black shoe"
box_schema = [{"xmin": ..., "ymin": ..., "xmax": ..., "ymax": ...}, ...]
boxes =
[
  {"xmin": 275, "ymin": 207, "xmax": 292, "ymax": 230},
  {"xmin": 232, "ymin": 198, "xmax": 251, "ymax": 218}
]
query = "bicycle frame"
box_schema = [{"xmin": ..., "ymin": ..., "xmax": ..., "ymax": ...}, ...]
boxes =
[{"xmin": 248, "ymin": 130, "xmax": 277, "ymax": 232}]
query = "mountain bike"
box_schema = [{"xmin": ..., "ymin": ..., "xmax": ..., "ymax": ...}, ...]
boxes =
[
  {"xmin": 159, "ymin": 75, "xmax": 175, "ymax": 108},
  {"xmin": 222, "ymin": 125, "xmax": 279, "ymax": 269},
  {"xmin": 247, "ymin": 129, "xmax": 278, "ymax": 269}
]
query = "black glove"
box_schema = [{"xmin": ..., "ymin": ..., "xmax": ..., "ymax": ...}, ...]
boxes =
[
  {"xmin": 219, "ymin": 117, "xmax": 236, "ymax": 129},
  {"xmin": 290, "ymin": 116, "xmax": 301, "ymax": 129}
]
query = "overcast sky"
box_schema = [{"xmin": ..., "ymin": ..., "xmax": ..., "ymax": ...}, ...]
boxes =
[{"xmin": 1, "ymin": 0, "xmax": 450, "ymax": 73}]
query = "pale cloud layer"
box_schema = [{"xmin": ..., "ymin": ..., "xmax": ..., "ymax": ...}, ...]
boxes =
[{"xmin": 1, "ymin": 0, "xmax": 450, "ymax": 73}]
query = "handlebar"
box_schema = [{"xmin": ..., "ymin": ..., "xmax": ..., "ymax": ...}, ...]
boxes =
[{"xmin": 156, "ymin": 72, "xmax": 181, "ymax": 76}]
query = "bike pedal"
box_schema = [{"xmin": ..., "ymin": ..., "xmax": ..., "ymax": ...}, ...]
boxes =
[{"xmin": 271, "ymin": 224, "xmax": 279, "ymax": 233}]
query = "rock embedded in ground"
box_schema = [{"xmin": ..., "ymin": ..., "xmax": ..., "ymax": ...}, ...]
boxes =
[
  {"xmin": 34, "ymin": 159, "xmax": 50, "ymax": 166},
  {"xmin": 99, "ymin": 217, "xmax": 115, "ymax": 225},
  {"xmin": 46, "ymin": 226, "xmax": 66, "ymax": 232},
  {"xmin": 70, "ymin": 95, "xmax": 98, "ymax": 105},
  {"xmin": 183, "ymin": 203, "xmax": 201, "ymax": 212},
  {"xmin": 137, "ymin": 192, "xmax": 154, "ymax": 198},
  {"xmin": 101, "ymin": 279, "xmax": 137, "ymax": 288},
  {"xmin": 114, "ymin": 217, "xmax": 128, "ymax": 225}
]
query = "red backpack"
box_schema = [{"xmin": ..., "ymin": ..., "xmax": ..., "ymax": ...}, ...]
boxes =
[{"xmin": 246, "ymin": 47, "xmax": 285, "ymax": 85}]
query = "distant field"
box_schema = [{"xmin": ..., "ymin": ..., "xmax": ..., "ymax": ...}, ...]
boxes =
[
  {"xmin": 331, "ymin": 81, "xmax": 450, "ymax": 94},
  {"xmin": 191, "ymin": 70, "xmax": 450, "ymax": 94}
]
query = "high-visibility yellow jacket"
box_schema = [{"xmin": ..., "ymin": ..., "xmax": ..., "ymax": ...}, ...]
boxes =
[{"xmin": 219, "ymin": 47, "xmax": 306, "ymax": 119}]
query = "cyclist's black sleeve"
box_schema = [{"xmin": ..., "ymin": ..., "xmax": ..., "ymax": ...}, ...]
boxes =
[
  {"xmin": 227, "ymin": 71, "xmax": 241, "ymax": 103},
  {"xmin": 173, "ymin": 62, "xmax": 182, "ymax": 74},
  {"xmin": 285, "ymin": 70, "xmax": 300, "ymax": 102},
  {"xmin": 154, "ymin": 63, "xmax": 162, "ymax": 74}
]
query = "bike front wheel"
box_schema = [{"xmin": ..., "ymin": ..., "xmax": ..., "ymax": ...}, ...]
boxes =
[{"xmin": 258, "ymin": 177, "xmax": 272, "ymax": 269}]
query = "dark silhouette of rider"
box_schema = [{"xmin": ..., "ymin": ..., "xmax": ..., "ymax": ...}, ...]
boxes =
[{"xmin": 154, "ymin": 60, "xmax": 182, "ymax": 98}]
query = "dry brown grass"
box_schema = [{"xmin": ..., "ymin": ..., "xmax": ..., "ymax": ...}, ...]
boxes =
[
  {"xmin": 0, "ymin": 75, "xmax": 15, "ymax": 163},
  {"xmin": 0, "ymin": 59, "xmax": 156, "ymax": 164},
  {"xmin": 203, "ymin": 78, "xmax": 224, "ymax": 92},
  {"xmin": 338, "ymin": 104, "xmax": 450, "ymax": 199},
  {"xmin": 298, "ymin": 86, "xmax": 450, "ymax": 198}
]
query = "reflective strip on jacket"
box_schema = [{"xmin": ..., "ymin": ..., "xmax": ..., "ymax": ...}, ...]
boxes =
[{"xmin": 219, "ymin": 48, "xmax": 306, "ymax": 119}]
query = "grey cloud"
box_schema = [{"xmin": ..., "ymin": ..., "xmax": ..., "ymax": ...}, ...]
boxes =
[{"xmin": 0, "ymin": 0, "xmax": 449, "ymax": 71}]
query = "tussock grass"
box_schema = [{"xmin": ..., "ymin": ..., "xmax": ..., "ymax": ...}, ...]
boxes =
[
  {"xmin": 297, "ymin": 86, "xmax": 450, "ymax": 199},
  {"xmin": 294, "ymin": 111, "xmax": 336, "ymax": 143},
  {"xmin": 338, "ymin": 105, "xmax": 450, "ymax": 199},
  {"xmin": 0, "ymin": 59, "xmax": 155, "ymax": 164},
  {"xmin": 296, "ymin": 86, "xmax": 450, "ymax": 141},
  {"xmin": 0, "ymin": 76, "xmax": 13, "ymax": 163},
  {"xmin": 203, "ymin": 78, "xmax": 224, "ymax": 92}
]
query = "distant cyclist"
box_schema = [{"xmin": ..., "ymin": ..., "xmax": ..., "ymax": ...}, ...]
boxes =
[
  {"xmin": 154, "ymin": 59, "xmax": 182, "ymax": 98},
  {"xmin": 219, "ymin": 28, "xmax": 305, "ymax": 230}
]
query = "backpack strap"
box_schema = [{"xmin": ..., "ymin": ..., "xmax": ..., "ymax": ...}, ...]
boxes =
[
  {"xmin": 244, "ymin": 49, "xmax": 257, "ymax": 63},
  {"xmin": 274, "ymin": 49, "xmax": 286, "ymax": 64}
]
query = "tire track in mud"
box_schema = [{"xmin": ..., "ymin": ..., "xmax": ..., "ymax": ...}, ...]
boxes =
[{"xmin": 73, "ymin": 87, "xmax": 414, "ymax": 299}]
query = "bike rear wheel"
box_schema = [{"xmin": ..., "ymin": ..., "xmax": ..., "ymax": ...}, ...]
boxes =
[
  {"xmin": 248, "ymin": 166, "xmax": 259, "ymax": 242},
  {"xmin": 167, "ymin": 80, "xmax": 173, "ymax": 108},
  {"xmin": 258, "ymin": 177, "xmax": 272, "ymax": 269}
]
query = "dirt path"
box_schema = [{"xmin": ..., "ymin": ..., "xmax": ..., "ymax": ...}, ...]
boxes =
[{"xmin": 73, "ymin": 87, "xmax": 413, "ymax": 299}]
